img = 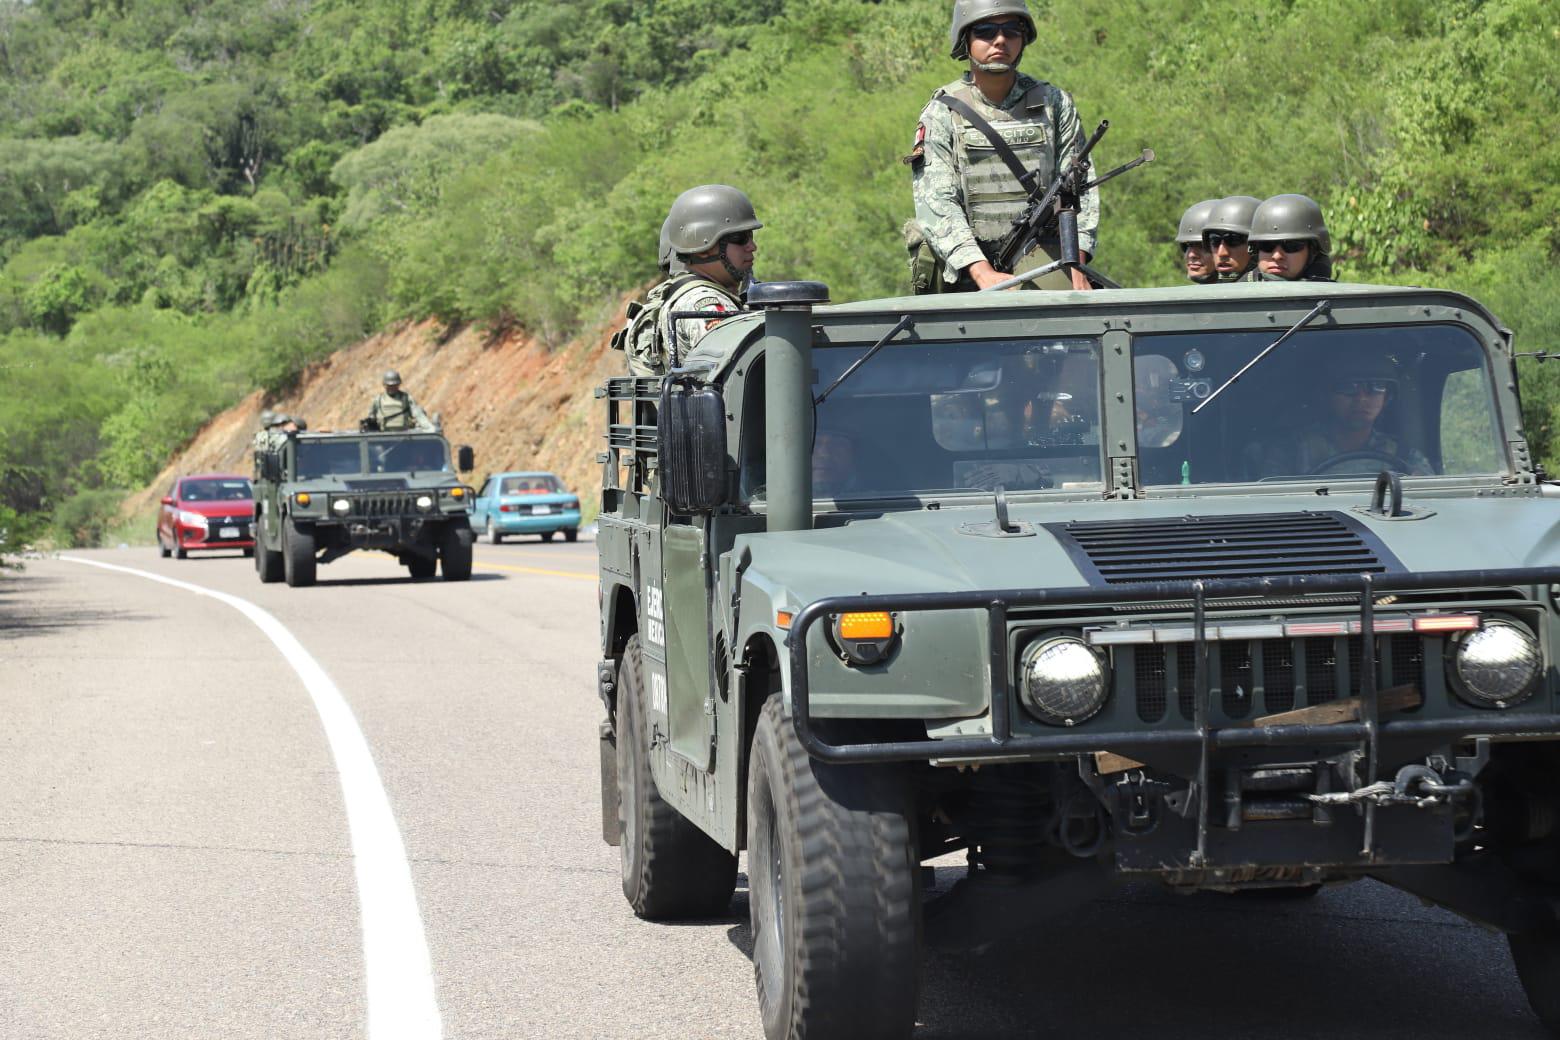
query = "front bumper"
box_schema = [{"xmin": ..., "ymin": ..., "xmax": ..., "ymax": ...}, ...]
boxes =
[{"xmin": 175, "ymin": 521, "xmax": 253, "ymax": 550}]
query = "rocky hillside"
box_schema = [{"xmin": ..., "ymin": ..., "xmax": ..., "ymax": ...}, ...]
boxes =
[{"xmin": 123, "ymin": 312, "xmax": 625, "ymax": 522}]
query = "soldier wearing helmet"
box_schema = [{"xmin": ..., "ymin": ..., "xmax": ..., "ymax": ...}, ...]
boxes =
[
  {"xmin": 655, "ymin": 185, "xmax": 759, "ymax": 370},
  {"xmin": 1175, "ymin": 199, "xmax": 1220, "ymax": 285},
  {"xmin": 1250, "ymin": 194, "xmax": 1335, "ymax": 282},
  {"xmin": 366, "ymin": 369, "xmax": 436, "ymax": 432},
  {"xmin": 905, "ymin": 0, "xmax": 1098, "ymax": 292},
  {"xmin": 1202, "ymin": 195, "xmax": 1260, "ymax": 281}
]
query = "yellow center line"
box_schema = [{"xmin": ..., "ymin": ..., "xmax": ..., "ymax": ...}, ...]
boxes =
[{"xmin": 476, "ymin": 560, "xmax": 596, "ymax": 581}]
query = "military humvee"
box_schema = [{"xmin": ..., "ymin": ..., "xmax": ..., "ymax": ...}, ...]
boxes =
[
  {"xmin": 253, "ymin": 429, "xmax": 476, "ymax": 587},
  {"xmin": 595, "ymin": 279, "xmax": 1560, "ymax": 1039}
]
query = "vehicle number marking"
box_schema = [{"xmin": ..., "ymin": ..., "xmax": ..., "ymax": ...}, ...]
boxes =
[
  {"xmin": 646, "ymin": 584, "xmax": 665, "ymax": 646},
  {"xmin": 220, "ymin": 526, "xmax": 239, "ymax": 538},
  {"xmin": 650, "ymin": 670, "xmax": 667, "ymax": 714},
  {"xmin": 533, "ymin": 504, "xmax": 552, "ymax": 515}
]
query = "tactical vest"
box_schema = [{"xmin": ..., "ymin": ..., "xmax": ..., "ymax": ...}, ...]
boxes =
[
  {"xmin": 375, "ymin": 392, "xmax": 415, "ymax": 430},
  {"xmin": 612, "ymin": 274, "xmax": 702, "ymax": 378},
  {"xmin": 940, "ymin": 78, "xmax": 1058, "ymax": 249}
]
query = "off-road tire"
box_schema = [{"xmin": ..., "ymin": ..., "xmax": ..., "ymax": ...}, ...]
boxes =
[
  {"xmin": 407, "ymin": 555, "xmax": 437, "ymax": 580},
  {"xmin": 440, "ymin": 524, "xmax": 474, "ymax": 581},
  {"xmin": 159, "ymin": 538, "xmax": 171, "ymax": 559},
  {"xmin": 747, "ymin": 696, "xmax": 920, "ymax": 1040},
  {"xmin": 617, "ymin": 635, "xmax": 737, "ymax": 918},
  {"xmin": 565, "ymin": 528, "xmax": 579, "ymax": 543},
  {"xmin": 485, "ymin": 518, "xmax": 502, "ymax": 545},
  {"xmin": 174, "ymin": 542, "xmax": 187, "ymax": 560},
  {"xmin": 540, "ymin": 531, "xmax": 555, "ymax": 543},
  {"xmin": 282, "ymin": 520, "xmax": 316, "ymax": 587},
  {"xmin": 255, "ymin": 533, "xmax": 284, "ymax": 583},
  {"xmin": 1511, "ymin": 926, "xmax": 1560, "ymax": 1031}
]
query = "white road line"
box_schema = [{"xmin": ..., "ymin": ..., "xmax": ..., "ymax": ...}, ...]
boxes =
[{"xmin": 61, "ymin": 555, "xmax": 442, "ymax": 1040}]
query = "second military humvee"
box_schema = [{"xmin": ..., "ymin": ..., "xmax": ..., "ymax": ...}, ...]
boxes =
[
  {"xmin": 253, "ymin": 429, "xmax": 476, "ymax": 587},
  {"xmin": 596, "ymin": 278, "xmax": 1560, "ymax": 1039}
]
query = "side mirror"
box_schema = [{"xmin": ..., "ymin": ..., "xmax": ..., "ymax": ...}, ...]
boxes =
[
  {"xmin": 160, "ymin": 496, "xmax": 174, "ymax": 506},
  {"xmin": 659, "ymin": 380, "xmax": 729, "ymax": 514},
  {"xmin": 457, "ymin": 445, "xmax": 475, "ymax": 472}
]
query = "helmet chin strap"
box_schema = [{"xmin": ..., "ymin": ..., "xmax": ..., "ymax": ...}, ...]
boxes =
[
  {"xmin": 972, "ymin": 58, "xmax": 1018, "ymax": 73},
  {"xmin": 689, "ymin": 244, "xmax": 749, "ymax": 288}
]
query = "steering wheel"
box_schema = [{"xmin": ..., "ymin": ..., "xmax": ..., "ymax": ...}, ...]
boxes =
[{"xmin": 1308, "ymin": 448, "xmax": 1411, "ymax": 476}]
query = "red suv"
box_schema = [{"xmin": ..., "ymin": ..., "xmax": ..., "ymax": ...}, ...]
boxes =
[{"xmin": 157, "ymin": 474, "xmax": 255, "ymax": 558}]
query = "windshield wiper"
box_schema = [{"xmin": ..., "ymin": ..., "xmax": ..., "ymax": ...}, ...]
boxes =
[
  {"xmin": 1192, "ymin": 299, "xmax": 1332, "ymax": 415},
  {"xmin": 813, "ymin": 314, "xmax": 915, "ymax": 407}
]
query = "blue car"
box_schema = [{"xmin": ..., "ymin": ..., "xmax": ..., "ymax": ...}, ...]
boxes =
[{"xmin": 471, "ymin": 471, "xmax": 582, "ymax": 544}]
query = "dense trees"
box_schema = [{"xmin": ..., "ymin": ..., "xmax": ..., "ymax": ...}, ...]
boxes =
[{"xmin": 0, "ymin": 0, "xmax": 1556, "ymax": 544}]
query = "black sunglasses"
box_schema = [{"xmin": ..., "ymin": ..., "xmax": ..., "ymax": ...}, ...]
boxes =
[
  {"xmin": 1257, "ymin": 239, "xmax": 1310, "ymax": 254},
  {"xmin": 1332, "ymin": 379, "xmax": 1392, "ymax": 397},
  {"xmin": 1203, "ymin": 231, "xmax": 1248, "ymax": 248},
  {"xmin": 721, "ymin": 230, "xmax": 754, "ymax": 247},
  {"xmin": 969, "ymin": 21, "xmax": 1028, "ymax": 41}
]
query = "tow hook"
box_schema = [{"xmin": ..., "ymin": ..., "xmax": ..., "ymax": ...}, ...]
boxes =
[
  {"xmin": 1307, "ymin": 762, "xmax": 1479, "ymax": 825},
  {"xmin": 1107, "ymin": 771, "xmax": 1172, "ymax": 835}
]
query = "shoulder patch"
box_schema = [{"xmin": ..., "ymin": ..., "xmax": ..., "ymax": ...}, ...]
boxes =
[{"xmin": 902, "ymin": 122, "xmax": 927, "ymax": 167}]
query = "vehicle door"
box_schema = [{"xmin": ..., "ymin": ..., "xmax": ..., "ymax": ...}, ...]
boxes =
[
  {"xmin": 660, "ymin": 515, "xmax": 715, "ymax": 767},
  {"xmin": 472, "ymin": 477, "xmax": 493, "ymax": 528}
]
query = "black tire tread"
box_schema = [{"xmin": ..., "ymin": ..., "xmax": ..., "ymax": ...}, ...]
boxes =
[
  {"xmin": 282, "ymin": 519, "xmax": 316, "ymax": 587},
  {"xmin": 1511, "ymin": 927, "xmax": 1560, "ymax": 1031},
  {"xmin": 749, "ymin": 696, "xmax": 919, "ymax": 1040},
  {"xmin": 440, "ymin": 524, "xmax": 474, "ymax": 581},
  {"xmin": 618, "ymin": 635, "xmax": 737, "ymax": 919}
]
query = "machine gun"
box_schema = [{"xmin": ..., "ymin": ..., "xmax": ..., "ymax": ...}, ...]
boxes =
[{"xmin": 985, "ymin": 120, "xmax": 1154, "ymax": 292}]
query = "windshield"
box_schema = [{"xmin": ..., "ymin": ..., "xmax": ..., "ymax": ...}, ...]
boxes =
[
  {"xmin": 744, "ymin": 337, "xmax": 1104, "ymax": 501},
  {"xmin": 1132, "ymin": 324, "xmax": 1506, "ymax": 485},
  {"xmin": 179, "ymin": 478, "xmax": 252, "ymax": 502},
  {"xmin": 295, "ymin": 440, "xmax": 365, "ymax": 479},
  {"xmin": 502, "ymin": 474, "xmax": 562, "ymax": 495},
  {"xmin": 369, "ymin": 438, "xmax": 450, "ymax": 474}
]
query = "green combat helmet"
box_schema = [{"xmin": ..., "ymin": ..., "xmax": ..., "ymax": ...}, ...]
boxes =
[
  {"xmin": 948, "ymin": 0, "xmax": 1037, "ymax": 60},
  {"xmin": 1250, "ymin": 193, "xmax": 1331, "ymax": 254},
  {"xmin": 1204, "ymin": 195, "xmax": 1262, "ymax": 237},
  {"xmin": 1176, "ymin": 199, "xmax": 1220, "ymax": 245},
  {"xmin": 666, "ymin": 185, "xmax": 763, "ymax": 258},
  {"xmin": 659, "ymin": 215, "xmax": 686, "ymax": 277},
  {"xmin": 259, "ymin": 408, "xmax": 277, "ymax": 429},
  {"xmin": 383, "ymin": 369, "xmax": 402, "ymax": 387}
]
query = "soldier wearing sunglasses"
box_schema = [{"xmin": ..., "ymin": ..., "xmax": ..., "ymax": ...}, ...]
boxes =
[
  {"xmin": 905, "ymin": 0, "xmax": 1098, "ymax": 293},
  {"xmin": 1249, "ymin": 193, "xmax": 1335, "ymax": 282},
  {"xmin": 1201, "ymin": 195, "xmax": 1260, "ymax": 281},
  {"xmin": 1258, "ymin": 356, "xmax": 1430, "ymax": 476}
]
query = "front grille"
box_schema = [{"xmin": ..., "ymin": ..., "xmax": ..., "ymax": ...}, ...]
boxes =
[
  {"xmin": 337, "ymin": 493, "xmax": 423, "ymax": 517},
  {"xmin": 1052, "ymin": 511, "xmax": 1400, "ymax": 585},
  {"xmin": 1129, "ymin": 633, "xmax": 1429, "ymax": 722}
]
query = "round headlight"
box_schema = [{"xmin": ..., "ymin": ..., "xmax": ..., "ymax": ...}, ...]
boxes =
[
  {"xmin": 1019, "ymin": 636, "xmax": 1109, "ymax": 726},
  {"xmin": 415, "ymin": 494, "xmax": 434, "ymax": 511},
  {"xmin": 331, "ymin": 498, "xmax": 351, "ymax": 515},
  {"xmin": 1451, "ymin": 620, "xmax": 1541, "ymax": 708}
]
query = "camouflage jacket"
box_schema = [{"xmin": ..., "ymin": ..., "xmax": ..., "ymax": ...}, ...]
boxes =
[
  {"xmin": 909, "ymin": 73, "xmax": 1099, "ymax": 283},
  {"xmin": 1260, "ymin": 425, "xmax": 1432, "ymax": 477},
  {"xmin": 654, "ymin": 277, "xmax": 742, "ymax": 373},
  {"xmin": 368, "ymin": 390, "xmax": 436, "ymax": 432}
]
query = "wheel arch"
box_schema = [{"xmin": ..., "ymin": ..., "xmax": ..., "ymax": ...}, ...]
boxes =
[{"xmin": 735, "ymin": 631, "xmax": 783, "ymax": 849}]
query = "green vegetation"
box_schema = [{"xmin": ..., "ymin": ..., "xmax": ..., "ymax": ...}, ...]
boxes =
[{"xmin": 1, "ymin": 0, "xmax": 1556, "ymax": 543}]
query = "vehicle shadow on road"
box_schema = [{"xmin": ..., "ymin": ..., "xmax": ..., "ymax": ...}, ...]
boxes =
[
  {"xmin": 302, "ymin": 573, "xmax": 507, "ymax": 588},
  {"xmin": 0, "ymin": 574, "xmax": 153, "ymax": 641},
  {"xmin": 724, "ymin": 874, "xmax": 1544, "ymax": 1039}
]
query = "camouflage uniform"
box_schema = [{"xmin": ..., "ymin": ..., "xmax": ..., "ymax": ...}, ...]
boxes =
[
  {"xmin": 909, "ymin": 72, "xmax": 1099, "ymax": 289},
  {"xmin": 654, "ymin": 277, "xmax": 743, "ymax": 373},
  {"xmin": 1261, "ymin": 426, "xmax": 1431, "ymax": 477},
  {"xmin": 368, "ymin": 389, "xmax": 436, "ymax": 432}
]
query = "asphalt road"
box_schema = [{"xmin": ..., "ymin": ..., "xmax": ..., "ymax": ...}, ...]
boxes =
[{"xmin": 0, "ymin": 538, "xmax": 1549, "ymax": 1040}]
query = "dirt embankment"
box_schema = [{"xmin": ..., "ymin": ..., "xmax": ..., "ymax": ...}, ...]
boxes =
[{"xmin": 124, "ymin": 313, "xmax": 627, "ymax": 521}]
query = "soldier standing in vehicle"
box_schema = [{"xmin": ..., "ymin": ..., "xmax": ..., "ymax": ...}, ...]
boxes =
[
  {"xmin": 1249, "ymin": 194, "xmax": 1336, "ymax": 282},
  {"xmin": 366, "ymin": 369, "xmax": 436, "ymax": 431},
  {"xmin": 1203, "ymin": 194, "xmax": 1261, "ymax": 281},
  {"xmin": 906, "ymin": 0, "xmax": 1097, "ymax": 292},
  {"xmin": 633, "ymin": 185, "xmax": 760, "ymax": 377},
  {"xmin": 1176, "ymin": 199, "xmax": 1220, "ymax": 284}
]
